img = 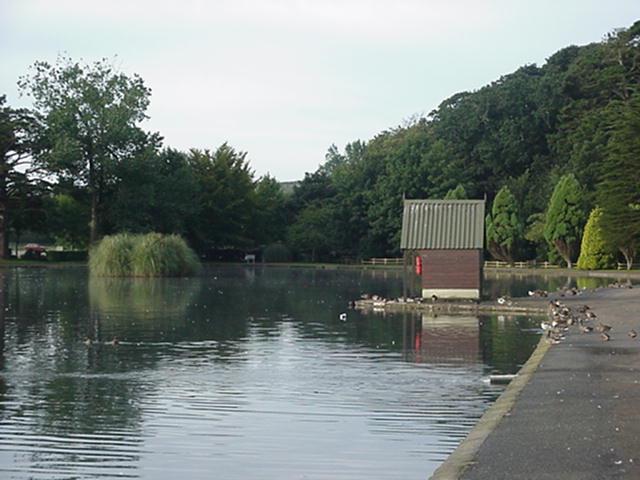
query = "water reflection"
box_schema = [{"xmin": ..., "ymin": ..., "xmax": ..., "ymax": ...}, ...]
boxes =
[
  {"xmin": 0, "ymin": 266, "xmax": 544, "ymax": 480},
  {"xmin": 483, "ymin": 270, "xmax": 631, "ymax": 299}
]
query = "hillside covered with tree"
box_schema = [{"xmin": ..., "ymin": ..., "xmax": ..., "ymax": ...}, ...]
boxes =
[{"xmin": 0, "ymin": 21, "xmax": 639, "ymax": 266}]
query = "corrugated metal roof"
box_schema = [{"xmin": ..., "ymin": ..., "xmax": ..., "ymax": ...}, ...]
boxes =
[{"xmin": 400, "ymin": 199, "xmax": 485, "ymax": 250}]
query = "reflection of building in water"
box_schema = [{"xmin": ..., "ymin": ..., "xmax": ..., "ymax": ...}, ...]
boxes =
[
  {"xmin": 0, "ymin": 272, "xmax": 4, "ymax": 371},
  {"xmin": 405, "ymin": 315, "xmax": 480, "ymax": 363}
]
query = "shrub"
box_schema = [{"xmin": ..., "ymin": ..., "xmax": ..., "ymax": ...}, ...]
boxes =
[
  {"xmin": 263, "ymin": 242, "xmax": 292, "ymax": 262},
  {"xmin": 89, "ymin": 233, "xmax": 200, "ymax": 277},
  {"xmin": 131, "ymin": 233, "xmax": 200, "ymax": 277},
  {"xmin": 89, "ymin": 233, "xmax": 137, "ymax": 276},
  {"xmin": 577, "ymin": 208, "xmax": 616, "ymax": 270}
]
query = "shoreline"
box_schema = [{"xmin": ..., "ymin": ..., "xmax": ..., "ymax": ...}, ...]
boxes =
[
  {"xmin": 2, "ymin": 259, "xmax": 639, "ymax": 277},
  {"xmin": 429, "ymin": 285, "xmax": 640, "ymax": 479},
  {"xmin": 431, "ymin": 333, "xmax": 551, "ymax": 479}
]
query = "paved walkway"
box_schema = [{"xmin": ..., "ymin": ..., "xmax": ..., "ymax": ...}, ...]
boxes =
[{"xmin": 432, "ymin": 286, "xmax": 640, "ymax": 480}]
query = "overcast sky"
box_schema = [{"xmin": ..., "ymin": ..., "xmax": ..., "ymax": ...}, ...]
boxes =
[{"xmin": 1, "ymin": 1, "xmax": 638, "ymax": 180}]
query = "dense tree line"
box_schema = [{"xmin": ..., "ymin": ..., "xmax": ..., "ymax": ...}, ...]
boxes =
[
  {"xmin": 286, "ymin": 21, "xmax": 640, "ymax": 267},
  {"xmin": 1, "ymin": 21, "xmax": 639, "ymax": 267}
]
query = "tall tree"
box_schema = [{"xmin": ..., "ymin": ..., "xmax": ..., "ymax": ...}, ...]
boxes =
[
  {"xmin": 253, "ymin": 175, "xmax": 287, "ymax": 245},
  {"xmin": 577, "ymin": 207, "xmax": 616, "ymax": 270},
  {"xmin": 18, "ymin": 56, "xmax": 161, "ymax": 243},
  {"xmin": 544, "ymin": 174, "xmax": 586, "ymax": 268},
  {"xmin": 485, "ymin": 186, "xmax": 522, "ymax": 262},
  {"xmin": 104, "ymin": 148, "xmax": 198, "ymax": 235},
  {"xmin": 597, "ymin": 97, "xmax": 640, "ymax": 269},
  {"xmin": 187, "ymin": 144, "xmax": 256, "ymax": 250},
  {"xmin": 0, "ymin": 95, "xmax": 37, "ymax": 257}
]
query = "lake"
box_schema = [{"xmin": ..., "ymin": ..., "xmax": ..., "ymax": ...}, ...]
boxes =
[{"xmin": 0, "ymin": 265, "xmax": 559, "ymax": 479}]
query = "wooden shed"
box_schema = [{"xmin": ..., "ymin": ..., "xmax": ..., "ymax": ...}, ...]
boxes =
[{"xmin": 400, "ymin": 199, "xmax": 485, "ymax": 300}]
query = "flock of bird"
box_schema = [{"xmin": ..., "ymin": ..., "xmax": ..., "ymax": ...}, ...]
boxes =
[{"xmin": 541, "ymin": 299, "xmax": 634, "ymax": 344}]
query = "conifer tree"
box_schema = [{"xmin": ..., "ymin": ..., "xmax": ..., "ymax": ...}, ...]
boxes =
[
  {"xmin": 577, "ymin": 207, "xmax": 615, "ymax": 270},
  {"xmin": 597, "ymin": 98, "xmax": 640, "ymax": 269},
  {"xmin": 544, "ymin": 174, "xmax": 585, "ymax": 268},
  {"xmin": 485, "ymin": 186, "xmax": 521, "ymax": 262}
]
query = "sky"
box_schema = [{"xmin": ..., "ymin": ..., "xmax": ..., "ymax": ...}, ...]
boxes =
[{"xmin": 1, "ymin": 1, "xmax": 638, "ymax": 181}]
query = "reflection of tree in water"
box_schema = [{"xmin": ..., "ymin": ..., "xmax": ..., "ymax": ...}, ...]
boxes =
[
  {"xmin": 89, "ymin": 276, "xmax": 200, "ymax": 328},
  {"xmin": 0, "ymin": 272, "xmax": 6, "ymax": 419},
  {"xmin": 89, "ymin": 275, "xmax": 254, "ymax": 362},
  {"xmin": 0, "ymin": 270, "xmax": 149, "ymax": 478},
  {"xmin": 479, "ymin": 314, "xmax": 541, "ymax": 374},
  {"xmin": 483, "ymin": 271, "xmax": 616, "ymax": 299}
]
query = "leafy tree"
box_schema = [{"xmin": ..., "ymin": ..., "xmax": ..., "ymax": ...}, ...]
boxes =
[
  {"xmin": 597, "ymin": 97, "xmax": 640, "ymax": 269},
  {"xmin": 18, "ymin": 56, "xmax": 161, "ymax": 243},
  {"xmin": 253, "ymin": 175, "xmax": 287, "ymax": 245},
  {"xmin": 577, "ymin": 207, "xmax": 616, "ymax": 270},
  {"xmin": 544, "ymin": 174, "xmax": 586, "ymax": 268},
  {"xmin": 45, "ymin": 193, "xmax": 89, "ymax": 249},
  {"xmin": 187, "ymin": 144, "xmax": 255, "ymax": 250},
  {"xmin": 485, "ymin": 186, "xmax": 522, "ymax": 262},
  {"xmin": 104, "ymin": 148, "xmax": 198, "ymax": 235},
  {"xmin": 287, "ymin": 202, "xmax": 337, "ymax": 262},
  {"xmin": 444, "ymin": 184, "xmax": 467, "ymax": 199},
  {"xmin": 0, "ymin": 95, "xmax": 38, "ymax": 257}
]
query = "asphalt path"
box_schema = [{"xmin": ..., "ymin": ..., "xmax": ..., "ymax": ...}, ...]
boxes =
[{"xmin": 443, "ymin": 286, "xmax": 640, "ymax": 479}]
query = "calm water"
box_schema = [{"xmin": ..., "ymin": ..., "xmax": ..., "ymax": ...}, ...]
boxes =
[{"xmin": 0, "ymin": 266, "xmax": 543, "ymax": 479}]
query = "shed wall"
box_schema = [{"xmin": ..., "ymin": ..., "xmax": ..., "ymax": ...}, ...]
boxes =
[{"xmin": 420, "ymin": 249, "xmax": 482, "ymax": 290}]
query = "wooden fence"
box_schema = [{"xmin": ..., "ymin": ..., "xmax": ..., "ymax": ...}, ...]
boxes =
[
  {"xmin": 484, "ymin": 260, "xmax": 560, "ymax": 269},
  {"xmin": 617, "ymin": 263, "xmax": 640, "ymax": 270},
  {"xmin": 361, "ymin": 258, "xmax": 403, "ymax": 266},
  {"xmin": 362, "ymin": 258, "xmax": 638, "ymax": 270}
]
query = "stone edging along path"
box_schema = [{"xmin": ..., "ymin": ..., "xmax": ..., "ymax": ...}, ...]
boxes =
[
  {"xmin": 429, "ymin": 285, "xmax": 640, "ymax": 480},
  {"xmin": 429, "ymin": 332, "xmax": 550, "ymax": 480}
]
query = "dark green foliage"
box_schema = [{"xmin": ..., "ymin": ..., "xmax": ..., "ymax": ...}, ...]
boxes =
[
  {"xmin": 577, "ymin": 208, "xmax": 616, "ymax": 270},
  {"xmin": 47, "ymin": 250, "xmax": 88, "ymax": 262},
  {"xmin": 89, "ymin": 233, "xmax": 200, "ymax": 277},
  {"xmin": 11, "ymin": 21, "xmax": 640, "ymax": 263},
  {"xmin": 253, "ymin": 175, "xmax": 287, "ymax": 245},
  {"xmin": 187, "ymin": 145, "xmax": 256, "ymax": 251},
  {"xmin": 105, "ymin": 148, "xmax": 198, "ymax": 235},
  {"xmin": 262, "ymin": 242, "xmax": 292, "ymax": 263},
  {"xmin": 18, "ymin": 56, "xmax": 161, "ymax": 243},
  {"xmin": 0, "ymin": 95, "xmax": 38, "ymax": 257},
  {"xmin": 544, "ymin": 174, "xmax": 586, "ymax": 268},
  {"xmin": 486, "ymin": 186, "xmax": 521, "ymax": 262},
  {"xmin": 597, "ymin": 96, "xmax": 640, "ymax": 269},
  {"xmin": 444, "ymin": 184, "xmax": 468, "ymax": 200},
  {"xmin": 287, "ymin": 203, "xmax": 337, "ymax": 262},
  {"xmin": 45, "ymin": 193, "xmax": 90, "ymax": 249}
]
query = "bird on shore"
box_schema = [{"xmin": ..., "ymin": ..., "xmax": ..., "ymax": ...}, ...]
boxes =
[
  {"xmin": 628, "ymin": 329, "xmax": 637, "ymax": 339},
  {"xmin": 601, "ymin": 332, "xmax": 611, "ymax": 342},
  {"xmin": 528, "ymin": 289, "xmax": 548, "ymax": 297},
  {"xmin": 339, "ymin": 312, "xmax": 347, "ymax": 322},
  {"xmin": 596, "ymin": 323, "xmax": 612, "ymax": 333},
  {"xmin": 577, "ymin": 305, "xmax": 590, "ymax": 314},
  {"xmin": 581, "ymin": 326, "xmax": 593, "ymax": 334}
]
